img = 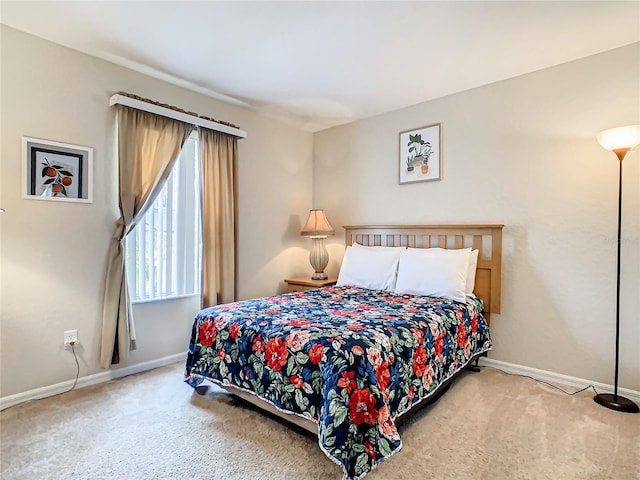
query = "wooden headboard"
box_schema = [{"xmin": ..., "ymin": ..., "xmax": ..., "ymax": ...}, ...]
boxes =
[{"xmin": 343, "ymin": 225, "xmax": 503, "ymax": 322}]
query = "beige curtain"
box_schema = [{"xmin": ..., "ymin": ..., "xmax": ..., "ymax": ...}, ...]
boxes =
[
  {"xmin": 101, "ymin": 105, "xmax": 194, "ymax": 368},
  {"xmin": 199, "ymin": 128, "xmax": 237, "ymax": 308}
]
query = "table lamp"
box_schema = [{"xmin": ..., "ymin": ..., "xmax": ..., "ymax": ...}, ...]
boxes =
[{"xmin": 301, "ymin": 209, "xmax": 334, "ymax": 280}]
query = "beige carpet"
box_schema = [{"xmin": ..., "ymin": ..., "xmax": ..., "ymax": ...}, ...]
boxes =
[{"xmin": 1, "ymin": 362, "xmax": 638, "ymax": 480}]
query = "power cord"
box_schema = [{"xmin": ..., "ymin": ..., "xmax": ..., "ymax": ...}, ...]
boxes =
[
  {"xmin": 2, "ymin": 341, "xmax": 81, "ymax": 411},
  {"xmin": 65, "ymin": 342, "xmax": 80, "ymax": 393},
  {"xmin": 479, "ymin": 365, "xmax": 599, "ymax": 396}
]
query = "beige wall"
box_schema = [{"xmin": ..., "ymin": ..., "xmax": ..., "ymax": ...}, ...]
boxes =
[
  {"xmin": 2, "ymin": 25, "xmax": 638, "ymax": 400},
  {"xmin": 0, "ymin": 26, "xmax": 313, "ymax": 397},
  {"xmin": 314, "ymin": 43, "xmax": 640, "ymax": 391}
]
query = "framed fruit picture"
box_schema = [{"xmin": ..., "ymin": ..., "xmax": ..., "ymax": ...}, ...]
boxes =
[{"xmin": 22, "ymin": 137, "xmax": 93, "ymax": 203}]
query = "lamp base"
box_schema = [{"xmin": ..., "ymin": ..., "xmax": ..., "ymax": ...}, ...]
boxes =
[
  {"xmin": 593, "ymin": 393, "xmax": 639, "ymax": 413},
  {"xmin": 308, "ymin": 238, "xmax": 329, "ymax": 282}
]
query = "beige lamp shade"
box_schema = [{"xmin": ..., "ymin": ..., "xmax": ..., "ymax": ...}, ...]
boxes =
[
  {"xmin": 301, "ymin": 209, "xmax": 335, "ymax": 238},
  {"xmin": 597, "ymin": 125, "xmax": 640, "ymax": 158}
]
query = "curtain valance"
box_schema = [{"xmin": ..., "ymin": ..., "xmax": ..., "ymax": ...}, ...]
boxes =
[{"xmin": 109, "ymin": 92, "xmax": 247, "ymax": 139}]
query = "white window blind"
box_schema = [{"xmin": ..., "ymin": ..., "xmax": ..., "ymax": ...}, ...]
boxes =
[{"xmin": 126, "ymin": 135, "xmax": 202, "ymax": 302}]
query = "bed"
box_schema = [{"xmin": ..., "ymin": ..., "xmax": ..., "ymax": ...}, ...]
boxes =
[{"xmin": 185, "ymin": 224, "xmax": 503, "ymax": 479}]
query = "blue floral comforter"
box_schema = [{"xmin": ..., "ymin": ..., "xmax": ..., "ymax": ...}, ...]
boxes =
[{"xmin": 185, "ymin": 286, "xmax": 492, "ymax": 479}]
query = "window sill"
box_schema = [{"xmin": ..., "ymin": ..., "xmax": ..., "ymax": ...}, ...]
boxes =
[{"xmin": 131, "ymin": 293, "xmax": 200, "ymax": 305}]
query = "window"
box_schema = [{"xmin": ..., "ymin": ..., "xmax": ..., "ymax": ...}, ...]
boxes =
[{"xmin": 126, "ymin": 134, "xmax": 202, "ymax": 302}]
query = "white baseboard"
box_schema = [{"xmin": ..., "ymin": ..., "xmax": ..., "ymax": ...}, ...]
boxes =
[
  {"xmin": 479, "ymin": 357, "xmax": 640, "ymax": 403},
  {"xmin": 3, "ymin": 354, "xmax": 638, "ymax": 411},
  {"xmin": 0, "ymin": 352, "xmax": 186, "ymax": 411}
]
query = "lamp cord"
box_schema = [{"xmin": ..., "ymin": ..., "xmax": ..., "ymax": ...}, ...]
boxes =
[
  {"xmin": 3, "ymin": 344, "xmax": 80, "ymax": 411},
  {"xmin": 479, "ymin": 365, "xmax": 599, "ymax": 396},
  {"xmin": 66, "ymin": 343, "xmax": 81, "ymax": 393}
]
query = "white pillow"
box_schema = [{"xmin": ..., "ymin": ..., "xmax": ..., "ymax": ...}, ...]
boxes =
[
  {"xmin": 394, "ymin": 247, "xmax": 471, "ymax": 302},
  {"xmin": 466, "ymin": 249, "xmax": 479, "ymax": 295},
  {"xmin": 337, "ymin": 245, "xmax": 402, "ymax": 291}
]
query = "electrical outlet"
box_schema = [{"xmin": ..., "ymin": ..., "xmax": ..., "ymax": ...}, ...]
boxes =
[{"xmin": 64, "ymin": 330, "xmax": 78, "ymax": 350}]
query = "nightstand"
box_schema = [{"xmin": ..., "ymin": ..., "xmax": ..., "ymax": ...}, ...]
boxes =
[{"xmin": 284, "ymin": 276, "xmax": 338, "ymax": 293}]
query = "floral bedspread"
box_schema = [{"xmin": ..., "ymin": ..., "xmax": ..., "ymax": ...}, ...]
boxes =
[{"xmin": 185, "ymin": 286, "xmax": 492, "ymax": 479}]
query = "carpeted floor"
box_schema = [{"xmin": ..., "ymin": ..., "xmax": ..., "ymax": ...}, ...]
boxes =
[{"xmin": 1, "ymin": 362, "xmax": 638, "ymax": 480}]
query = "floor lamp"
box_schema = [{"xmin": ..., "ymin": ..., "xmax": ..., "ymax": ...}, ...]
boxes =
[{"xmin": 594, "ymin": 125, "xmax": 640, "ymax": 414}]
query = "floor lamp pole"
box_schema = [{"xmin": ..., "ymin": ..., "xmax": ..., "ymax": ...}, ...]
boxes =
[
  {"xmin": 593, "ymin": 148, "xmax": 639, "ymax": 413},
  {"xmin": 613, "ymin": 155, "xmax": 622, "ymax": 403}
]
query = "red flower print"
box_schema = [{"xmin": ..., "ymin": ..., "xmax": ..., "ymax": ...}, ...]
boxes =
[
  {"xmin": 435, "ymin": 334, "xmax": 444, "ymax": 358},
  {"xmin": 218, "ymin": 349, "xmax": 226, "ymax": 360},
  {"xmin": 348, "ymin": 388, "xmax": 378, "ymax": 426},
  {"xmin": 407, "ymin": 385, "xmax": 415, "ymax": 405},
  {"xmin": 422, "ymin": 364, "xmax": 435, "ymax": 388},
  {"xmin": 463, "ymin": 340, "xmax": 472, "ymax": 358},
  {"xmin": 471, "ymin": 314, "xmax": 478, "ymax": 333},
  {"xmin": 286, "ymin": 330, "xmax": 310, "ymax": 351},
  {"xmin": 365, "ymin": 440, "xmax": 376, "ymax": 459},
  {"xmin": 456, "ymin": 324, "xmax": 467, "ymax": 347},
  {"xmin": 375, "ymin": 361, "xmax": 390, "ymax": 393},
  {"xmin": 378, "ymin": 405, "xmax": 398, "ymax": 440},
  {"xmin": 367, "ymin": 348, "xmax": 382, "ymax": 368},
  {"xmin": 308, "ymin": 344, "xmax": 324, "ymax": 364},
  {"xmin": 386, "ymin": 297, "xmax": 409, "ymax": 303},
  {"xmin": 198, "ymin": 319, "xmax": 217, "ymax": 347},
  {"xmin": 351, "ymin": 345, "xmax": 364, "ymax": 356},
  {"xmin": 218, "ymin": 303, "xmax": 239, "ymax": 310},
  {"xmin": 337, "ymin": 371, "xmax": 356, "ymax": 393},
  {"xmin": 412, "ymin": 346, "xmax": 427, "ymax": 377},
  {"xmin": 410, "ymin": 328, "xmax": 424, "ymax": 344},
  {"xmin": 346, "ymin": 325, "xmax": 367, "ymax": 330},
  {"xmin": 265, "ymin": 338, "xmax": 288, "ymax": 372},
  {"xmin": 229, "ymin": 323, "xmax": 240, "ymax": 339},
  {"xmin": 252, "ymin": 336, "xmax": 265, "ymax": 353},
  {"xmin": 290, "ymin": 375, "xmax": 304, "ymax": 389},
  {"xmin": 333, "ymin": 310, "xmax": 359, "ymax": 317},
  {"xmin": 288, "ymin": 319, "xmax": 312, "ymax": 327},
  {"xmin": 214, "ymin": 314, "xmax": 231, "ymax": 330}
]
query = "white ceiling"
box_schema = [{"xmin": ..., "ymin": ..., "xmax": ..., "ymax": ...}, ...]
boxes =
[{"xmin": 2, "ymin": 1, "xmax": 639, "ymax": 132}]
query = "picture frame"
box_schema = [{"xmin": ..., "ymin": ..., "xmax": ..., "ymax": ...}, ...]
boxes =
[
  {"xmin": 22, "ymin": 137, "xmax": 93, "ymax": 203},
  {"xmin": 399, "ymin": 123, "xmax": 442, "ymax": 184}
]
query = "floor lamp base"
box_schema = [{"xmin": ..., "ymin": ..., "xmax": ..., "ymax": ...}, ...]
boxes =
[{"xmin": 594, "ymin": 393, "xmax": 639, "ymax": 413}]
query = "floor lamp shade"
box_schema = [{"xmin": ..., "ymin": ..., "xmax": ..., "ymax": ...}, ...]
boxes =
[
  {"xmin": 593, "ymin": 125, "xmax": 639, "ymax": 414},
  {"xmin": 597, "ymin": 125, "xmax": 640, "ymax": 156},
  {"xmin": 301, "ymin": 209, "xmax": 334, "ymax": 280}
]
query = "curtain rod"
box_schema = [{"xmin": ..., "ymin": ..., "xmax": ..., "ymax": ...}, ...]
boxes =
[{"xmin": 109, "ymin": 93, "xmax": 247, "ymax": 139}]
